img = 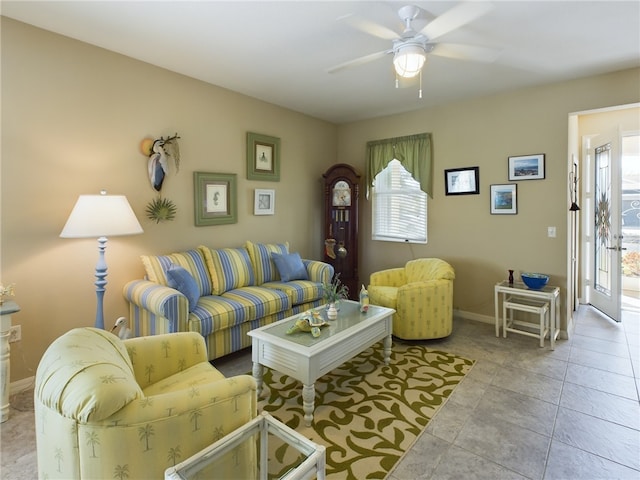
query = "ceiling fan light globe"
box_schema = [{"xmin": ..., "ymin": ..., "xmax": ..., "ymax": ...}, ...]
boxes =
[{"xmin": 393, "ymin": 46, "xmax": 426, "ymax": 78}]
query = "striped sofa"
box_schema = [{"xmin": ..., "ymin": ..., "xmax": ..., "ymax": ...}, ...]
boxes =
[{"xmin": 124, "ymin": 241, "xmax": 333, "ymax": 361}]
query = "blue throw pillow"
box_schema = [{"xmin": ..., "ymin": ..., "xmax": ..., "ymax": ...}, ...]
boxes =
[
  {"xmin": 272, "ymin": 252, "xmax": 308, "ymax": 282},
  {"xmin": 166, "ymin": 264, "xmax": 200, "ymax": 312}
]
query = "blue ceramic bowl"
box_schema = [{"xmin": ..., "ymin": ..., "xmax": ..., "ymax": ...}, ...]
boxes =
[{"xmin": 521, "ymin": 273, "xmax": 549, "ymax": 290}]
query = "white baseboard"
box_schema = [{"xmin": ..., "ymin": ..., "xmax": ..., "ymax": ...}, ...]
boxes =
[
  {"xmin": 10, "ymin": 376, "xmax": 34, "ymax": 395},
  {"xmin": 454, "ymin": 309, "xmax": 494, "ymax": 324},
  {"xmin": 454, "ymin": 308, "xmax": 569, "ymax": 340}
]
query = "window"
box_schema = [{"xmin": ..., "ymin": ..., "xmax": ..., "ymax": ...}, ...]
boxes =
[{"xmin": 372, "ymin": 159, "xmax": 427, "ymax": 243}]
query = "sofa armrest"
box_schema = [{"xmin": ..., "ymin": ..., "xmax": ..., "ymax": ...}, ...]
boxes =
[
  {"xmin": 124, "ymin": 332, "xmax": 208, "ymax": 387},
  {"xmin": 369, "ymin": 267, "xmax": 407, "ymax": 287},
  {"xmin": 303, "ymin": 259, "xmax": 334, "ymax": 284},
  {"xmin": 123, "ymin": 280, "xmax": 189, "ymax": 334}
]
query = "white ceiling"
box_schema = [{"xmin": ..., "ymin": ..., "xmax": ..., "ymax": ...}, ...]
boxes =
[{"xmin": 2, "ymin": 1, "xmax": 639, "ymax": 124}]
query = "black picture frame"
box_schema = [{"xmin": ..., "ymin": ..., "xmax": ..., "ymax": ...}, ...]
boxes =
[{"xmin": 444, "ymin": 166, "xmax": 480, "ymax": 195}]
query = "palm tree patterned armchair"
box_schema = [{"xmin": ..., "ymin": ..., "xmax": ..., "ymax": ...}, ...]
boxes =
[
  {"xmin": 35, "ymin": 327, "xmax": 257, "ymax": 479},
  {"xmin": 368, "ymin": 258, "xmax": 455, "ymax": 340}
]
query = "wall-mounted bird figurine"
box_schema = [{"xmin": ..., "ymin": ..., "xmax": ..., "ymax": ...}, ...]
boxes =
[{"xmin": 140, "ymin": 133, "xmax": 181, "ymax": 192}]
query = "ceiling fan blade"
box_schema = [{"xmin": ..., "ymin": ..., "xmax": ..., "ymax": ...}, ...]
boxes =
[
  {"xmin": 327, "ymin": 49, "xmax": 391, "ymax": 74},
  {"xmin": 339, "ymin": 13, "xmax": 399, "ymax": 41},
  {"xmin": 421, "ymin": 2, "xmax": 494, "ymax": 41},
  {"xmin": 431, "ymin": 43, "xmax": 500, "ymax": 63}
]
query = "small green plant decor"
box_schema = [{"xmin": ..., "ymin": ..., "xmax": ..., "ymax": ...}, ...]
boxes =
[
  {"xmin": 146, "ymin": 196, "xmax": 177, "ymax": 224},
  {"xmin": 322, "ymin": 273, "xmax": 349, "ymax": 304}
]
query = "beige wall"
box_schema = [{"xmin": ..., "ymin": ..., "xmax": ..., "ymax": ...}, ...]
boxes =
[
  {"xmin": 2, "ymin": 17, "xmax": 639, "ymax": 383},
  {"xmin": 1, "ymin": 19, "xmax": 337, "ymax": 382},
  {"xmin": 337, "ymin": 69, "xmax": 640, "ymax": 325}
]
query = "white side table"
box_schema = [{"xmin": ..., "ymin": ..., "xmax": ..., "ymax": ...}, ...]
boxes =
[
  {"xmin": 0, "ymin": 300, "xmax": 20, "ymax": 423},
  {"xmin": 495, "ymin": 281, "xmax": 560, "ymax": 349}
]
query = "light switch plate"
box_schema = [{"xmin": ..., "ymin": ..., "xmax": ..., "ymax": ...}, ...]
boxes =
[{"xmin": 547, "ymin": 226, "xmax": 556, "ymax": 238}]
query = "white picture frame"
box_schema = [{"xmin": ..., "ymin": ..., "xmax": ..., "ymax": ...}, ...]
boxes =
[
  {"xmin": 254, "ymin": 189, "xmax": 275, "ymax": 215},
  {"xmin": 490, "ymin": 184, "xmax": 518, "ymax": 215},
  {"xmin": 508, "ymin": 154, "xmax": 545, "ymax": 181}
]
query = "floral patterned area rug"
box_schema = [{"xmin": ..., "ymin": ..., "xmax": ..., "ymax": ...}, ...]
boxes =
[{"xmin": 257, "ymin": 340, "xmax": 475, "ymax": 479}]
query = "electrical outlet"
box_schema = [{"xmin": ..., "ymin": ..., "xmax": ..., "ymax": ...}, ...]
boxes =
[{"xmin": 8, "ymin": 325, "xmax": 21, "ymax": 343}]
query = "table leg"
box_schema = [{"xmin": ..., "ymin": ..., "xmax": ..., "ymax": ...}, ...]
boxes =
[
  {"xmin": 383, "ymin": 334, "xmax": 392, "ymax": 365},
  {"xmin": 252, "ymin": 362, "xmax": 264, "ymax": 397},
  {"xmin": 302, "ymin": 383, "xmax": 315, "ymax": 426},
  {"xmin": 494, "ymin": 290, "xmax": 500, "ymax": 337}
]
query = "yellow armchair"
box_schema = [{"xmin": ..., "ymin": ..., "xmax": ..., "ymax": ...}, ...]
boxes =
[
  {"xmin": 368, "ymin": 258, "xmax": 455, "ymax": 340},
  {"xmin": 35, "ymin": 327, "xmax": 257, "ymax": 479}
]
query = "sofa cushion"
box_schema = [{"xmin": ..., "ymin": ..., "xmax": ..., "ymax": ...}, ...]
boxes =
[
  {"xmin": 142, "ymin": 362, "xmax": 225, "ymax": 397},
  {"xmin": 166, "ymin": 264, "xmax": 200, "ymax": 312},
  {"xmin": 272, "ymin": 252, "xmax": 308, "ymax": 282},
  {"xmin": 200, "ymin": 246, "xmax": 256, "ymax": 295},
  {"xmin": 141, "ymin": 249, "xmax": 212, "ymax": 296},
  {"xmin": 262, "ymin": 280, "xmax": 321, "ymax": 306},
  {"xmin": 188, "ymin": 287, "xmax": 291, "ymax": 336},
  {"xmin": 245, "ymin": 241, "xmax": 289, "ymax": 285}
]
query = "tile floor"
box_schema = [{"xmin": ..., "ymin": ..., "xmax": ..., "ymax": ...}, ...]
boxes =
[
  {"xmin": 2, "ymin": 304, "xmax": 639, "ymax": 479},
  {"xmin": 384, "ymin": 304, "xmax": 640, "ymax": 480}
]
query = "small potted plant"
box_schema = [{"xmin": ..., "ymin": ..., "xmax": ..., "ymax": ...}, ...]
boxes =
[{"xmin": 322, "ymin": 274, "xmax": 348, "ymax": 319}]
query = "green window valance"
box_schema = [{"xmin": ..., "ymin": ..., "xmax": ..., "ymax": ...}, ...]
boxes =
[{"xmin": 365, "ymin": 133, "xmax": 433, "ymax": 198}]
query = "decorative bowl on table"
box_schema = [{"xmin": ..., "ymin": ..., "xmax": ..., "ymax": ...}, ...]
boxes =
[{"xmin": 520, "ymin": 273, "xmax": 549, "ymax": 290}]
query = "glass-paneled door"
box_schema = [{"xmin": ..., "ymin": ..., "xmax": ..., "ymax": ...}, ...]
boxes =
[{"xmin": 590, "ymin": 132, "xmax": 622, "ymax": 320}]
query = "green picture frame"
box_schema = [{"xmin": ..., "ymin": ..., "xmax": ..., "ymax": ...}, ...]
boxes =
[
  {"xmin": 194, "ymin": 172, "xmax": 238, "ymax": 226},
  {"xmin": 247, "ymin": 132, "xmax": 280, "ymax": 181}
]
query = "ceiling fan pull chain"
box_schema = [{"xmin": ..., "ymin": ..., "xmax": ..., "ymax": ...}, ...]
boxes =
[{"xmin": 418, "ymin": 69, "xmax": 423, "ymax": 99}]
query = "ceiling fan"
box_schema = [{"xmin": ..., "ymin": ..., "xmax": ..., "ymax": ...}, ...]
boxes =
[{"xmin": 328, "ymin": 2, "xmax": 498, "ymax": 81}]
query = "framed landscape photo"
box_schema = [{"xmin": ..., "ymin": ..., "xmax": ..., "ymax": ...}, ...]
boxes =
[
  {"xmin": 490, "ymin": 184, "xmax": 517, "ymax": 214},
  {"xmin": 194, "ymin": 172, "xmax": 238, "ymax": 226},
  {"xmin": 254, "ymin": 189, "xmax": 275, "ymax": 215},
  {"xmin": 247, "ymin": 132, "xmax": 280, "ymax": 181},
  {"xmin": 444, "ymin": 166, "xmax": 480, "ymax": 195},
  {"xmin": 508, "ymin": 154, "xmax": 545, "ymax": 180}
]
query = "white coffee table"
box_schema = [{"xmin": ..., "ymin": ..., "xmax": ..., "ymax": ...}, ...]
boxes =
[{"xmin": 248, "ymin": 300, "xmax": 394, "ymax": 426}]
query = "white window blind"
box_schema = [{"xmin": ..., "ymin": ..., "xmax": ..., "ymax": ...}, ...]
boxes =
[{"xmin": 372, "ymin": 159, "xmax": 427, "ymax": 243}]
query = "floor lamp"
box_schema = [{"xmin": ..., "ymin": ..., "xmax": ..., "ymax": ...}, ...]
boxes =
[{"xmin": 60, "ymin": 191, "xmax": 143, "ymax": 329}]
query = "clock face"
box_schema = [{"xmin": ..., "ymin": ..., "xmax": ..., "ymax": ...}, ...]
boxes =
[{"xmin": 332, "ymin": 181, "xmax": 351, "ymax": 206}]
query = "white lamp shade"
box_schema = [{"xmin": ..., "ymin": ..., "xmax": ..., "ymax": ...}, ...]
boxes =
[
  {"xmin": 393, "ymin": 45, "xmax": 426, "ymax": 78},
  {"xmin": 60, "ymin": 194, "xmax": 144, "ymax": 238}
]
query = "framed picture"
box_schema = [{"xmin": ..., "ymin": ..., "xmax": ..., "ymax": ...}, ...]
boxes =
[
  {"xmin": 254, "ymin": 189, "xmax": 275, "ymax": 215},
  {"xmin": 247, "ymin": 132, "xmax": 280, "ymax": 181},
  {"xmin": 508, "ymin": 154, "xmax": 545, "ymax": 180},
  {"xmin": 490, "ymin": 184, "xmax": 518, "ymax": 214},
  {"xmin": 193, "ymin": 172, "xmax": 238, "ymax": 226},
  {"xmin": 444, "ymin": 166, "xmax": 480, "ymax": 195}
]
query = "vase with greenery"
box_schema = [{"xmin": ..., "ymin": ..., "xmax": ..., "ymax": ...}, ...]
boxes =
[{"xmin": 322, "ymin": 274, "xmax": 348, "ymax": 319}]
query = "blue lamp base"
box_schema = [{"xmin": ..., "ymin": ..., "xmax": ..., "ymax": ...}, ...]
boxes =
[{"xmin": 94, "ymin": 236, "xmax": 108, "ymax": 329}]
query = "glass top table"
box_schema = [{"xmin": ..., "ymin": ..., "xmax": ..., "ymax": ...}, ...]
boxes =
[
  {"xmin": 248, "ymin": 300, "xmax": 395, "ymax": 426},
  {"xmin": 164, "ymin": 412, "xmax": 326, "ymax": 480}
]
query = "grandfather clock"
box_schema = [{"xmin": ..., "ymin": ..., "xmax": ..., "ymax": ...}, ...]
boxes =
[{"xmin": 323, "ymin": 164, "xmax": 360, "ymax": 300}]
